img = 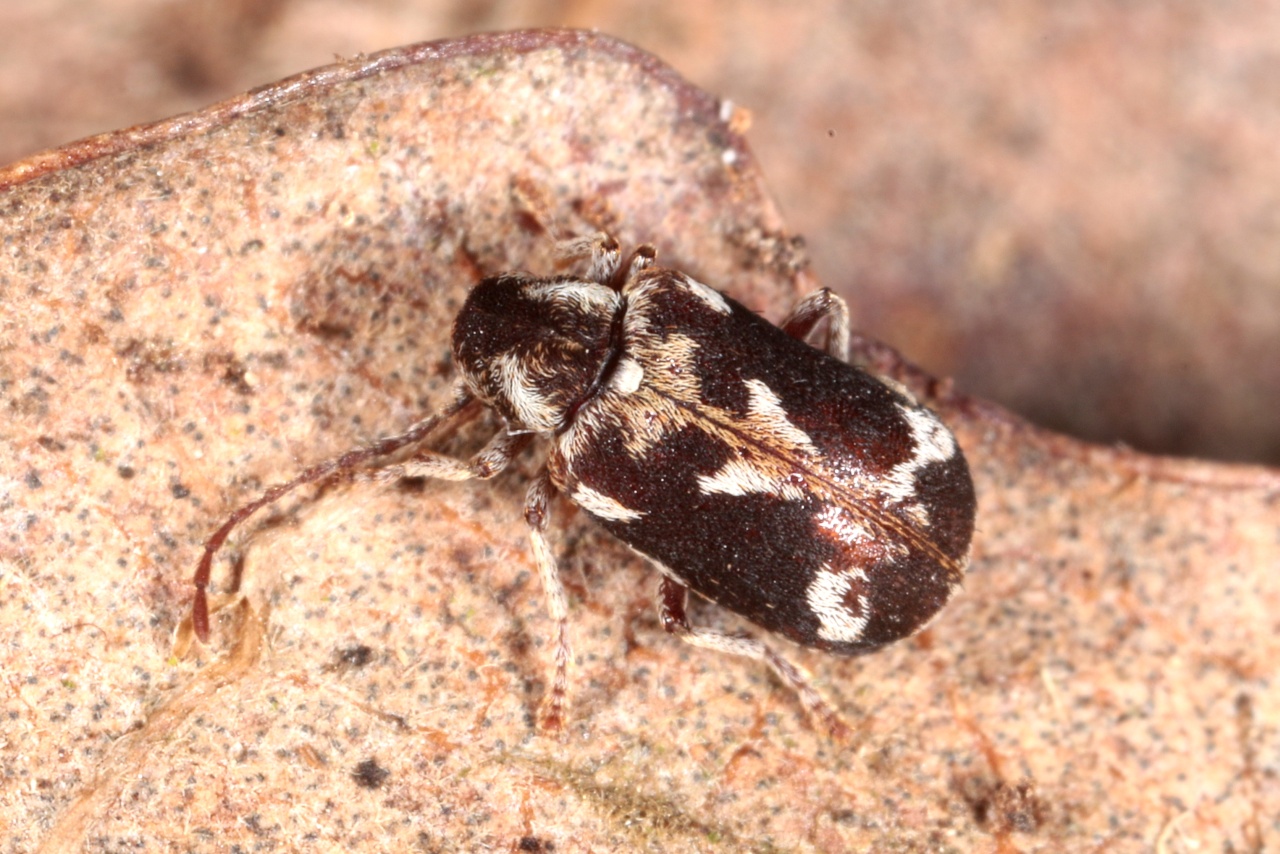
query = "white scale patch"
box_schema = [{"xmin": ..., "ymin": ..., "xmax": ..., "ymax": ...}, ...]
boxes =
[
  {"xmin": 745, "ymin": 379, "xmax": 817, "ymax": 453},
  {"xmin": 693, "ymin": 379, "xmax": 819, "ymax": 501},
  {"xmin": 901, "ymin": 503, "xmax": 930, "ymax": 527},
  {"xmin": 497, "ymin": 352, "xmax": 558, "ymax": 432},
  {"xmin": 523, "ymin": 280, "xmax": 621, "ymax": 314},
  {"xmin": 572, "ymin": 483, "xmax": 644, "ymax": 522},
  {"xmin": 814, "ymin": 505, "xmax": 874, "ymax": 546},
  {"xmin": 697, "ymin": 458, "xmax": 808, "ymax": 502},
  {"xmin": 691, "ymin": 380, "xmax": 819, "ymax": 501},
  {"xmin": 681, "ymin": 275, "xmax": 732, "ymax": 315},
  {"xmin": 610, "ymin": 358, "xmax": 644, "ymax": 395},
  {"xmin": 807, "ymin": 564, "xmax": 870, "ymax": 644},
  {"xmin": 880, "ymin": 405, "xmax": 958, "ymax": 518}
]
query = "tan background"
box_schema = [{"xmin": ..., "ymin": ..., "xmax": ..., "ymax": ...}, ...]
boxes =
[
  {"xmin": 2, "ymin": 6, "xmax": 1278, "ymax": 854},
  {"xmin": 2, "ymin": 0, "xmax": 1278, "ymax": 464}
]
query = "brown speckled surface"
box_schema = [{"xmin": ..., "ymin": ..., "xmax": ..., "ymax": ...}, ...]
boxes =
[{"xmin": 2, "ymin": 28, "xmax": 1278, "ymax": 854}]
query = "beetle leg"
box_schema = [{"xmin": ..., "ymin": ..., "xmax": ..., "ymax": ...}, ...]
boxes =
[
  {"xmin": 391, "ymin": 441, "xmax": 570, "ymax": 733},
  {"xmin": 657, "ymin": 576, "xmax": 852, "ymax": 740},
  {"xmin": 377, "ymin": 429, "xmax": 532, "ymax": 483},
  {"xmin": 524, "ymin": 471, "xmax": 572, "ymax": 733},
  {"xmin": 555, "ymin": 232, "xmax": 622, "ymax": 285},
  {"xmin": 618, "ymin": 243, "xmax": 656, "ymax": 290},
  {"xmin": 780, "ymin": 288, "xmax": 850, "ymax": 362}
]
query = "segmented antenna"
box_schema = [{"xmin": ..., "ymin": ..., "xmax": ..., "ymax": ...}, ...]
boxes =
[{"xmin": 191, "ymin": 391, "xmax": 480, "ymax": 641}]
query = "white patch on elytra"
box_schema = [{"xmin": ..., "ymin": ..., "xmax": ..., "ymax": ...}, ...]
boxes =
[
  {"xmin": 807, "ymin": 563, "xmax": 870, "ymax": 645},
  {"xmin": 681, "ymin": 275, "xmax": 732, "ymax": 315},
  {"xmin": 572, "ymin": 483, "xmax": 644, "ymax": 522},
  {"xmin": 690, "ymin": 381, "xmax": 823, "ymax": 501},
  {"xmin": 745, "ymin": 379, "xmax": 817, "ymax": 453},
  {"xmin": 901, "ymin": 503, "xmax": 930, "ymax": 527},
  {"xmin": 697, "ymin": 458, "xmax": 807, "ymax": 501},
  {"xmin": 880, "ymin": 405, "xmax": 958, "ymax": 517},
  {"xmin": 610, "ymin": 358, "xmax": 644, "ymax": 395},
  {"xmin": 814, "ymin": 505, "xmax": 873, "ymax": 546}
]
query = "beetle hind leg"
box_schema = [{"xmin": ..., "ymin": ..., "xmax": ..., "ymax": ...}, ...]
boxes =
[{"xmin": 658, "ymin": 577, "xmax": 852, "ymax": 740}]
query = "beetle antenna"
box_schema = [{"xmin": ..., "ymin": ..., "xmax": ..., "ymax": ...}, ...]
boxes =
[{"xmin": 191, "ymin": 388, "xmax": 481, "ymax": 642}]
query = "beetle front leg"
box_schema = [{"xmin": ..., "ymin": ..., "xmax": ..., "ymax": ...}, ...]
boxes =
[
  {"xmin": 378, "ymin": 429, "xmax": 532, "ymax": 483},
  {"xmin": 658, "ymin": 577, "xmax": 852, "ymax": 740},
  {"xmin": 555, "ymin": 232, "xmax": 622, "ymax": 286},
  {"xmin": 780, "ymin": 288, "xmax": 850, "ymax": 362},
  {"xmin": 524, "ymin": 472, "xmax": 572, "ymax": 733}
]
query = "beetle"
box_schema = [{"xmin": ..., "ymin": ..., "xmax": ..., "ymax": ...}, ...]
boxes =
[{"xmin": 190, "ymin": 234, "xmax": 976, "ymax": 736}]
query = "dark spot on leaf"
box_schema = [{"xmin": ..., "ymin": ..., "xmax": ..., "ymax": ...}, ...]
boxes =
[
  {"xmin": 352, "ymin": 757, "xmax": 390, "ymax": 789},
  {"xmin": 963, "ymin": 778, "xmax": 1049, "ymax": 835},
  {"xmin": 333, "ymin": 643, "xmax": 374, "ymax": 670}
]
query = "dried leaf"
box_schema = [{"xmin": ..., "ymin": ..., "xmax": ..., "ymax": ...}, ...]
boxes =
[{"xmin": 2, "ymin": 30, "xmax": 1277, "ymax": 853}]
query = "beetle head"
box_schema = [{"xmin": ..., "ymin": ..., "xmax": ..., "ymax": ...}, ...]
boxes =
[{"xmin": 451, "ymin": 274, "xmax": 623, "ymax": 433}]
